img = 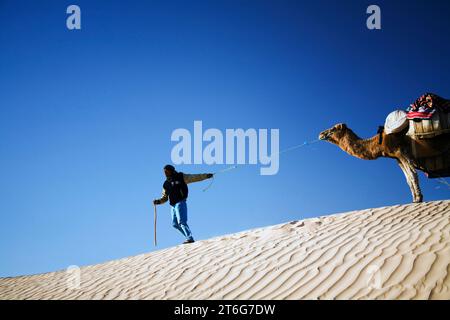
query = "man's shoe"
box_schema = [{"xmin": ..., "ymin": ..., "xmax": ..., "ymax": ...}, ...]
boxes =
[{"xmin": 183, "ymin": 239, "xmax": 195, "ymax": 244}]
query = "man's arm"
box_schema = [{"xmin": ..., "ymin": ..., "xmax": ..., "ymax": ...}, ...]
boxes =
[
  {"xmin": 183, "ymin": 173, "xmax": 213, "ymax": 184},
  {"xmin": 153, "ymin": 188, "xmax": 168, "ymax": 205}
]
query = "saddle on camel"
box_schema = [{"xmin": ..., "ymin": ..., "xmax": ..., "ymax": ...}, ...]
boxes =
[{"xmin": 385, "ymin": 93, "xmax": 450, "ymax": 178}]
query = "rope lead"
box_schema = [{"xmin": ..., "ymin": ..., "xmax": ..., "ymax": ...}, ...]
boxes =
[{"xmin": 202, "ymin": 139, "xmax": 320, "ymax": 192}]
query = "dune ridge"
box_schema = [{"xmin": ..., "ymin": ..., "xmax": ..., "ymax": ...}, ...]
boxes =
[{"xmin": 1, "ymin": 200, "xmax": 449, "ymax": 300}]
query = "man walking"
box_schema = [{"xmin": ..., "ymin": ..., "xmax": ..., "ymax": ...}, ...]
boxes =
[{"xmin": 153, "ymin": 165, "xmax": 213, "ymax": 244}]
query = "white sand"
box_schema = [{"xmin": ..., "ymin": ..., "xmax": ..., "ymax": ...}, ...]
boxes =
[{"xmin": 1, "ymin": 200, "xmax": 449, "ymax": 300}]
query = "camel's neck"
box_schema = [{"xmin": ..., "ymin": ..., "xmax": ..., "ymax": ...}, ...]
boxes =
[{"xmin": 338, "ymin": 129, "xmax": 383, "ymax": 160}]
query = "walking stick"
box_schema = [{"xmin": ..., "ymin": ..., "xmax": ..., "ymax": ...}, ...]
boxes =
[{"xmin": 153, "ymin": 203, "xmax": 157, "ymax": 246}]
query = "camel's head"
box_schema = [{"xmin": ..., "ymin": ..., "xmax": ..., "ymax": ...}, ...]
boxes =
[{"xmin": 319, "ymin": 123, "xmax": 348, "ymax": 144}]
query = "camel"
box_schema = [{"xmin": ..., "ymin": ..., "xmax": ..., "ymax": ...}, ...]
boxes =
[{"xmin": 318, "ymin": 123, "xmax": 450, "ymax": 203}]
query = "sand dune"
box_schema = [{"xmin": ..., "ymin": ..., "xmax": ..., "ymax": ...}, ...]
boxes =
[{"xmin": 1, "ymin": 200, "xmax": 449, "ymax": 300}]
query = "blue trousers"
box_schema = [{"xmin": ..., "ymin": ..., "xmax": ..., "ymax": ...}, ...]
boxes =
[{"xmin": 171, "ymin": 200, "xmax": 193, "ymax": 241}]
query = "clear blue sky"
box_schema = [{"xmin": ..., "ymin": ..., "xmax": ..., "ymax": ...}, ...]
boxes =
[{"xmin": 0, "ymin": 0, "xmax": 449, "ymax": 277}]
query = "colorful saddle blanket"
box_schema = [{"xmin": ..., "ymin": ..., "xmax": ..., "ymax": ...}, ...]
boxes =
[{"xmin": 406, "ymin": 93, "xmax": 450, "ymax": 120}]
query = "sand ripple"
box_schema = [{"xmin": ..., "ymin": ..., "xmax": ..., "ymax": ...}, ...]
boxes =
[{"xmin": 1, "ymin": 201, "xmax": 449, "ymax": 300}]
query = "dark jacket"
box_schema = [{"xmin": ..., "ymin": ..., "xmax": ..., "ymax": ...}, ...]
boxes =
[{"xmin": 157, "ymin": 172, "xmax": 211, "ymax": 206}]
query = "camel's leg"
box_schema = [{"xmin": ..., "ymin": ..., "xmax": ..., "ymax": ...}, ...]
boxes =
[
  {"xmin": 397, "ymin": 158, "xmax": 423, "ymax": 203},
  {"xmin": 404, "ymin": 158, "xmax": 423, "ymax": 202}
]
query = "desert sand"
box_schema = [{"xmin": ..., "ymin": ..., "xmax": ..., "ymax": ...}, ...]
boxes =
[{"xmin": 1, "ymin": 200, "xmax": 449, "ymax": 300}]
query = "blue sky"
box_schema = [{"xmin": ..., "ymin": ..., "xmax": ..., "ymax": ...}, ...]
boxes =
[{"xmin": 0, "ymin": 0, "xmax": 449, "ymax": 277}]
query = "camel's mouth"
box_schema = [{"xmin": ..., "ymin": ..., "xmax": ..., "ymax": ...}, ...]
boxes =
[{"xmin": 319, "ymin": 131, "xmax": 330, "ymax": 141}]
